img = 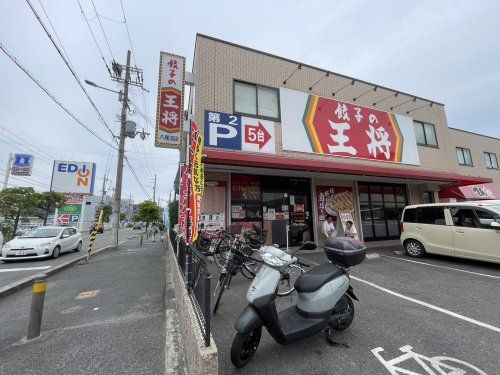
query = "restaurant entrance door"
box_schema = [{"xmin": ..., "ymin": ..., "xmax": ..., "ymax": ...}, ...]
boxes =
[{"xmin": 358, "ymin": 182, "xmax": 408, "ymax": 241}]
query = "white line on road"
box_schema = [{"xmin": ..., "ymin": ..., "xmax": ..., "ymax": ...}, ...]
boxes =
[
  {"xmin": 380, "ymin": 255, "xmax": 500, "ymax": 279},
  {"xmin": 350, "ymin": 275, "xmax": 500, "ymax": 333},
  {"xmin": 0, "ymin": 266, "xmax": 51, "ymax": 273}
]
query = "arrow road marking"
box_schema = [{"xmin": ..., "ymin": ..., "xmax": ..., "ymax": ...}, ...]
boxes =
[{"xmin": 0, "ymin": 266, "xmax": 51, "ymax": 273}]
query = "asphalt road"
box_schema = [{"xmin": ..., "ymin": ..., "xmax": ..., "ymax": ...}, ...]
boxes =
[
  {"xmin": 0, "ymin": 228, "xmax": 140, "ymax": 287},
  {"xmin": 209, "ymin": 246, "xmax": 500, "ymax": 374},
  {"xmin": 0, "ymin": 239, "xmax": 177, "ymax": 375}
]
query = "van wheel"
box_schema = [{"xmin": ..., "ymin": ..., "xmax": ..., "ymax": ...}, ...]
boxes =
[{"xmin": 405, "ymin": 239, "xmax": 426, "ymax": 258}]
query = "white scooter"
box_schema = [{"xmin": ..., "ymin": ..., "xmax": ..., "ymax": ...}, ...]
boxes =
[{"xmin": 230, "ymin": 237, "xmax": 366, "ymax": 368}]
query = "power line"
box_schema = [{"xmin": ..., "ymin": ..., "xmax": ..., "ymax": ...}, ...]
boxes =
[
  {"xmin": 26, "ymin": 0, "xmax": 118, "ymax": 147},
  {"xmin": 76, "ymin": 0, "xmax": 112, "ymax": 75},
  {"xmin": 90, "ymin": 0, "xmax": 115, "ymax": 61},
  {"xmin": 0, "ymin": 42, "xmax": 116, "ymax": 148},
  {"xmin": 119, "ymin": 0, "xmax": 137, "ymax": 67}
]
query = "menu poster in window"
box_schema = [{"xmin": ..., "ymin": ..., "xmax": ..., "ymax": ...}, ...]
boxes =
[
  {"xmin": 200, "ymin": 212, "xmax": 225, "ymax": 230},
  {"xmin": 232, "ymin": 205, "xmax": 246, "ymax": 219},
  {"xmin": 316, "ymin": 186, "xmax": 358, "ymax": 236},
  {"xmin": 267, "ymin": 208, "xmax": 276, "ymax": 220},
  {"xmin": 231, "ymin": 174, "xmax": 261, "ymax": 201}
]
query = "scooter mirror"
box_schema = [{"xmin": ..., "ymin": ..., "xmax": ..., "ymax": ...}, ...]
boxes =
[{"xmin": 298, "ymin": 241, "xmax": 317, "ymax": 251}]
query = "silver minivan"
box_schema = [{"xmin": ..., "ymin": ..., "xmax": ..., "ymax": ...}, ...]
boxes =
[{"xmin": 400, "ymin": 201, "xmax": 500, "ymax": 263}]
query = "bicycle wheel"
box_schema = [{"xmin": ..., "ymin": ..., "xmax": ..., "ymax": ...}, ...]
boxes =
[
  {"xmin": 240, "ymin": 261, "xmax": 258, "ymax": 279},
  {"xmin": 277, "ymin": 264, "xmax": 304, "ymax": 297},
  {"xmin": 213, "ymin": 273, "xmax": 230, "ymax": 314}
]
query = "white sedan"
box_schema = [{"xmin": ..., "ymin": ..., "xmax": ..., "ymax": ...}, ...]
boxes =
[{"xmin": 1, "ymin": 226, "xmax": 82, "ymax": 262}]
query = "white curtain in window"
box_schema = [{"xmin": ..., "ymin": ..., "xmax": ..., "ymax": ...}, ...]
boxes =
[
  {"xmin": 485, "ymin": 153, "xmax": 492, "ymax": 168},
  {"xmin": 457, "ymin": 148, "xmax": 465, "ymax": 165},
  {"xmin": 414, "ymin": 122, "xmax": 426, "ymax": 144},
  {"xmin": 492, "ymin": 154, "xmax": 499, "ymax": 169},
  {"xmin": 257, "ymin": 86, "xmax": 279, "ymax": 119},
  {"xmin": 234, "ymin": 82, "xmax": 257, "ymax": 115},
  {"xmin": 464, "ymin": 148, "xmax": 473, "ymax": 165},
  {"xmin": 423, "ymin": 123, "xmax": 437, "ymax": 146}
]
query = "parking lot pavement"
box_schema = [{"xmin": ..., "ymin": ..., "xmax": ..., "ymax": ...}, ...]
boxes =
[
  {"xmin": 209, "ymin": 247, "xmax": 500, "ymax": 374},
  {"xmin": 0, "ymin": 228, "xmax": 138, "ymax": 287},
  {"xmin": 0, "ymin": 239, "xmax": 180, "ymax": 375}
]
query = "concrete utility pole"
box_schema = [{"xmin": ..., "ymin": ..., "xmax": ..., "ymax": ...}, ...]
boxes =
[
  {"xmin": 3, "ymin": 152, "xmax": 13, "ymax": 190},
  {"xmin": 100, "ymin": 173, "xmax": 107, "ymax": 203},
  {"xmin": 152, "ymin": 174, "xmax": 157, "ymax": 203},
  {"xmin": 111, "ymin": 50, "xmax": 131, "ymax": 250}
]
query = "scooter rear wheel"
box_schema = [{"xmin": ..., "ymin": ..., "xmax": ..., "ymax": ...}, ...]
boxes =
[
  {"xmin": 331, "ymin": 295, "xmax": 355, "ymax": 331},
  {"xmin": 231, "ymin": 326, "xmax": 262, "ymax": 368}
]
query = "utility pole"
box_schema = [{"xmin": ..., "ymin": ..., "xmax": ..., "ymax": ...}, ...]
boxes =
[
  {"xmin": 111, "ymin": 50, "xmax": 131, "ymax": 250},
  {"xmin": 3, "ymin": 153, "xmax": 13, "ymax": 190},
  {"xmin": 152, "ymin": 174, "xmax": 156, "ymax": 203},
  {"xmin": 100, "ymin": 173, "xmax": 107, "ymax": 203}
]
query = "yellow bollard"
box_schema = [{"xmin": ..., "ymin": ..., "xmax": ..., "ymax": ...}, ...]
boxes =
[{"xmin": 27, "ymin": 274, "xmax": 47, "ymax": 340}]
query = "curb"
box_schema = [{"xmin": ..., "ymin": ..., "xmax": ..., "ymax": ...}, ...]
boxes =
[{"xmin": 0, "ymin": 235, "xmax": 137, "ymax": 299}]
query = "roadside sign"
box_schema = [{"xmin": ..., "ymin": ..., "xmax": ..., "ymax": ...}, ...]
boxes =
[
  {"xmin": 50, "ymin": 161, "xmax": 96, "ymax": 194},
  {"xmin": 57, "ymin": 215, "xmax": 69, "ymax": 224},
  {"xmin": 11, "ymin": 154, "xmax": 34, "ymax": 176}
]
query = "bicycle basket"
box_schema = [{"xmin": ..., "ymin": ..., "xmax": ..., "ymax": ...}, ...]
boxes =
[{"xmin": 244, "ymin": 229, "xmax": 268, "ymax": 246}]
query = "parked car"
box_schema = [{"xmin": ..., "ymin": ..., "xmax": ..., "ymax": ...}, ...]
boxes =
[
  {"xmin": 400, "ymin": 201, "xmax": 500, "ymax": 264},
  {"xmin": 0, "ymin": 226, "xmax": 82, "ymax": 262},
  {"xmin": 133, "ymin": 223, "xmax": 143, "ymax": 230}
]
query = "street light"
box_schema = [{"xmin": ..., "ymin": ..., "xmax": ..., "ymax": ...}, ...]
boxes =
[{"xmin": 85, "ymin": 79, "xmax": 122, "ymax": 95}]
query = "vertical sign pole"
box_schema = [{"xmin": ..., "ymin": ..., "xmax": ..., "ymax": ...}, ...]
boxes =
[{"xmin": 2, "ymin": 153, "xmax": 13, "ymax": 190}]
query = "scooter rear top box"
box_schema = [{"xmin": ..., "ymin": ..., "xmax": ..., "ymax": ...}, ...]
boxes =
[{"xmin": 324, "ymin": 237, "xmax": 366, "ymax": 267}]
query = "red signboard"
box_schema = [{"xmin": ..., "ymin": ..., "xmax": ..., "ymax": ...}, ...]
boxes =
[
  {"xmin": 281, "ymin": 88, "xmax": 420, "ymax": 165},
  {"xmin": 178, "ymin": 165, "xmax": 189, "ymax": 238},
  {"xmin": 439, "ymin": 183, "xmax": 500, "ymax": 200},
  {"xmin": 244, "ymin": 121, "xmax": 272, "ymax": 150},
  {"xmin": 155, "ymin": 52, "xmax": 185, "ymax": 148}
]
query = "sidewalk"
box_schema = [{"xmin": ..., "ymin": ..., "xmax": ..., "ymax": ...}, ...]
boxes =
[{"xmin": 0, "ymin": 238, "xmax": 185, "ymax": 375}]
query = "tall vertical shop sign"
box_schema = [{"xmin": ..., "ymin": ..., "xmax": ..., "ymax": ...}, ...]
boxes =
[
  {"xmin": 50, "ymin": 161, "xmax": 96, "ymax": 194},
  {"xmin": 155, "ymin": 52, "xmax": 185, "ymax": 148},
  {"xmin": 11, "ymin": 154, "xmax": 34, "ymax": 176},
  {"xmin": 280, "ymin": 88, "xmax": 420, "ymax": 165}
]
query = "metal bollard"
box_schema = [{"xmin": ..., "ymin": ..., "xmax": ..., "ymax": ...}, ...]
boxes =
[
  {"xmin": 27, "ymin": 274, "xmax": 47, "ymax": 340},
  {"xmin": 140, "ymin": 234, "xmax": 143, "ymax": 245}
]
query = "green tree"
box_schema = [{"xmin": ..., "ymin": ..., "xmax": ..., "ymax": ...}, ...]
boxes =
[
  {"xmin": 168, "ymin": 200, "xmax": 178, "ymax": 229},
  {"xmin": 101, "ymin": 204, "xmax": 113, "ymax": 223},
  {"xmin": 36, "ymin": 191, "xmax": 67, "ymax": 225},
  {"xmin": 137, "ymin": 200, "xmax": 161, "ymax": 228},
  {"xmin": 119, "ymin": 213, "xmax": 126, "ymax": 221},
  {"xmin": 0, "ymin": 187, "xmax": 38, "ymax": 235}
]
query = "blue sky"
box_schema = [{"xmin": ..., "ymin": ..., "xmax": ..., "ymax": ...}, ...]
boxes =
[{"xmin": 1, "ymin": 0, "xmax": 499, "ymax": 201}]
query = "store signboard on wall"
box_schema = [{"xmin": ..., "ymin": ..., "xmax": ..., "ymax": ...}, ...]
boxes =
[
  {"xmin": 155, "ymin": 52, "xmax": 185, "ymax": 148},
  {"xmin": 280, "ymin": 88, "xmax": 420, "ymax": 165},
  {"xmin": 50, "ymin": 161, "xmax": 96, "ymax": 194},
  {"xmin": 11, "ymin": 154, "xmax": 34, "ymax": 176},
  {"xmin": 204, "ymin": 110, "xmax": 275, "ymax": 154}
]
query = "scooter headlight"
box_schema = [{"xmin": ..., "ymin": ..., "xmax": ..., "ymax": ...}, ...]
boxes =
[{"xmin": 261, "ymin": 252, "xmax": 285, "ymax": 267}]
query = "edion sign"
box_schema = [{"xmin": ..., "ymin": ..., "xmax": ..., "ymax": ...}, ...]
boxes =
[
  {"xmin": 203, "ymin": 110, "xmax": 275, "ymax": 154},
  {"xmin": 50, "ymin": 161, "xmax": 96, "ymax": 194}
]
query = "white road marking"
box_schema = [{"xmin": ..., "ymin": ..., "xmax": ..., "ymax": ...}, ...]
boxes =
[
  {"xmin": 0, "ymin": 266, "xmax": 51, "ymax": 273},
  {"xmin": 381, "ymin": 255, "xmax": 500, "ymax": 279},
  {"xmin": 351, "ymin": 275, "xmax": 500, "ymax": 333}
]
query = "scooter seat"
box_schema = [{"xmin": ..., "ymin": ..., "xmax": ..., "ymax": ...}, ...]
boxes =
[{"xmin": 294, "ymin": 263, "xmax": 343, "ymax": 293}]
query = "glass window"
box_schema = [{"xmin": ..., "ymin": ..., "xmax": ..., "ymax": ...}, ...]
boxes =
[
  {"xmin": 457, "ymin": 147, "xmax": 473, "ymax": 166},
  {"xmin": 475, "ymin": 209, "xmax": 500, "ymax": 229},
  {"xmin": 358, "ymin": 184, "xmax": 369, "ymax": 202},
  {"xmin": 422, "ymin": 191, "xmax": 435, "ymax": 204},
  {"xmin": 69, "ymin": 228, "xmax": 77, "ymax": 235},
  {"xmin": 414, "ymin": 121, "xmax": 438, "ymax": 147},
  {"xmin": 403, "ymin": 208, "xmax": 417, "ymax": 223},
  {"xmin": 383, "ymin": 186, "xmax": 395, "ymax": 202},
  {"xmin": 234, "ymin": 81, "xmax": 279, "ymax": 120},
  {"xmin": 370, "ymin": 185, "xmax": 383, "ymax": 202},
  {"xmin": 484, "ymin": 152, "xmax": 499, "ymax": 169},
  {"xmin": 414, "ymin": 122, "xmax": 426, "ymax": 145},
  {"xmin": 450, "ymin": 208, "xmax": 479, "ymax": 228},
  {"xmin": 257, "ymin": 86, "xmax": 279, "ymax": 119},
  {"xmin": 424, "ymin": 123, "xmax": 437, "ymax": 146},
  {"xmin": 234, "ymin": 81, "xmax": 257, "ymax": 115},
  {"xmin": 417, "ymin": 207, "xmax": 446, "ymax": 225}
]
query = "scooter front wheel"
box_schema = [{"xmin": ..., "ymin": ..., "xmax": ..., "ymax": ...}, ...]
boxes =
[{"xmin": 231, "ymin": 326, "xmax": 262, "ymax": 368}]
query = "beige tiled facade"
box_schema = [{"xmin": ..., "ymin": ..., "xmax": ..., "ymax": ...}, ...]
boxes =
[
  {"xmin": 190, "ymin": 34, "xmax": 499, "ymax": 241},
  {"xmin": 448, "ymin": 128, "xmax": 500, "ymax": 186}
]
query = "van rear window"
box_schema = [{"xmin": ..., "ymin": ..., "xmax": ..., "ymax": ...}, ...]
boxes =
[
  {"xmin": 417, "ymin": 207, "xmax": 446, "ymax": 225},
  {"xmin": 403, "ymin": 208, "xmax": 417, "ymax": 223}
]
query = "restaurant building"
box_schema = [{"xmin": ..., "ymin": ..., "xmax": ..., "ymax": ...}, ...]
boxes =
[{"xmin": 185, "ymin": 34, "xmax": 500, "ymax": 246}]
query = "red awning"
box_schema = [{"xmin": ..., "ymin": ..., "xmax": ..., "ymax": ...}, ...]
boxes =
[
  {"xmin": 204, "ymin": 149, "xmax": 492, "ymax": 186},
  {"xmin": 439, "ymin": 183, "xmax": 500, "ymax": 200}
]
